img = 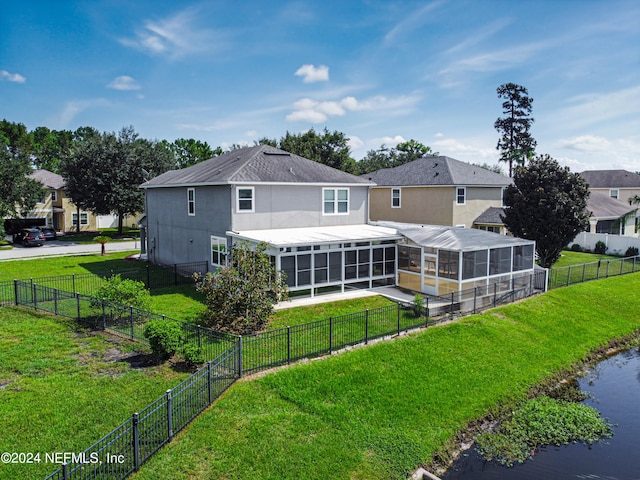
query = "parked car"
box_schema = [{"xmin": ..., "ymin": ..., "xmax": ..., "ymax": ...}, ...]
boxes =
[
  {"xmin": 13, "ymin": 228, "xmax": 46, "ymax": 247},
  {"xmin": 39, "ymin": 226, "xmax": 58, "ymax": 241}
]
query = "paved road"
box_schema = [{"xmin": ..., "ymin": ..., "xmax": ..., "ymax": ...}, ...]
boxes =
[{"xmin": 0, "ymin": 240, "xmax": 141, "ymax": 261}]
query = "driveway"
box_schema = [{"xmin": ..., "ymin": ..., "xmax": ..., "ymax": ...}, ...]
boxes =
[{"xmin": 0, "ymin": 239, "xmax": 140, "ymax": 261}]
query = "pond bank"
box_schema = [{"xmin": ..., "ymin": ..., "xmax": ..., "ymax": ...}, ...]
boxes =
[{"xmin": 426, "ymin": 332, "xmax": 640, "ymax": 477}]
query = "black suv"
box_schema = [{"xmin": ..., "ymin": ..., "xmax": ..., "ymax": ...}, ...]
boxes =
[
  {"xmin": 13, "ymin": 228, "xmax": 46, "ymax": 247},
  {"xmin": 39, "ymin": 226, "xmax": 58, "ymax": 241}
]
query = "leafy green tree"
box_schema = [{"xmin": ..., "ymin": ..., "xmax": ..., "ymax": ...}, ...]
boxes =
[
  {"xmin": 471, "ymin": 162, "xmax": 504, "ymax": 175},
  {"xmin": 171, "ymin": 138, "xmax": 222, "ymax": 169},
  {"xmin": 501, "ymin": 154, "xmax": 590, "ymax": 268},
  {"xmin": 0, "ymin": 120, "xmax": 44, "ymax": 229},
  {"xmin": 358, "ymin": 139, "xmax": 437, "ymax": 174},
  {"xmin": 30, "ymin": 126, "xmax": 73, "ymax": 174},
  {"xmin": 495, "ymin": 83, "xmax": 536, "ymax": 177},
  {"xmin": 278, "ymin": 128, "xmax": 359, "ymax": 174},
  {"xmin": 195, "ymin": 242, "xmax": 288, "ymax": 335}
]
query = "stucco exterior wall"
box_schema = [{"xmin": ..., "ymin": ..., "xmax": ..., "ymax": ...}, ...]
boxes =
[
  {"xmin": 231, "ymin": 184, "xmax": 369, "ymax": 231},
  {"xmin": 590, "ymin": 187, "xmax": 640, "ymax": 205},
  {"xmin": 370, "ymin": 186, "xmax": 504, "ymax": 228}
]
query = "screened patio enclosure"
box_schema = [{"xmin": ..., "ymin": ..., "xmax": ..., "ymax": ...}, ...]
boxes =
[
  {"xmin": 378, "ymin": 222, "xmax": 536, "ymax": 296},
  {"xmin": 227, "ymin": 224, "xmax": 403, "ymax": 297}
]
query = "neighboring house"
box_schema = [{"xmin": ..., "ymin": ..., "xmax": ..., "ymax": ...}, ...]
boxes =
[
  {"xmin": 140, "ymin": 145, "xmax": 402, "ymax": 296},
  {"xmin": 364, "ymin": 156, "xmax": 511, "ymax": 229},
  {"xmin": 579, "ymin": 169, "xmax": 640, "ymax": 205},
  {"xmin": 586, "ymin": 192, "xmax": 637, "ymax": 236},
  {"xmin": 25, "ymin": 169, "xmax": 98, "ymax": 233}
]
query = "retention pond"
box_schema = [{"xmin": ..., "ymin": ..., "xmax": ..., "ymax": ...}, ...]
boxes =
[{"xmin": 442, "ymin": 347, "xmax": 640, "ymax": 480}]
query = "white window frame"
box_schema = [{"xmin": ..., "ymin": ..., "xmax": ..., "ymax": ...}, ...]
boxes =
[
  {"xmin": 323, "ymin": 188, "xmax": 349, "ymax": 215},
  {"xmin": 391, "ymin": 188, "xmax": 401, "ymax": 208},
  {"xmin": 51, "ymin": 190, "xmax": 57, "ymax": 202},
  {"xmin": 210, "ymin": 236, "xmax": 228, "ymax": 266},
  {"xmin": 72, "ymin": 211, "xmax": 89, "ymax": 226},
  {"xmin": 609, "ymin": 188, "xmax": 619, "ymax": 199},
  {"xmin": 187, "ymin": 188, "xmax": 196, "ymax": 216},
  {"xmin": 456, "ymin": 186, "xmax": 466, "ymax": 205},
  {"xmin": 237, "ymin": 186, "xmax": 255, "ymax": 213},
  {"xmin": 501, "ymin": 187, "xmax": 506, "ymax": 207}
]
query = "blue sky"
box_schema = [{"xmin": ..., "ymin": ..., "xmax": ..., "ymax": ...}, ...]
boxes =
[{"xmin": 2, "ymin": 0, "xmax": 639, "ymax": 172}]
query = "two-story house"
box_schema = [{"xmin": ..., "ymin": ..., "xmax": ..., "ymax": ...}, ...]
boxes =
[
  {"xmin": 140, "ymin": 146, "xmax": 536, "ymax": 298},
  {"xmin": 27, "ymin": 169, "xmax": 98, "ymax": 233},
  {"xmin": 140, "ymin": 145, "xmax": 403, "ymax": 296},
  {"xmin": 363, "ymin": 156, "xmax": 511, "ymax": 231}
]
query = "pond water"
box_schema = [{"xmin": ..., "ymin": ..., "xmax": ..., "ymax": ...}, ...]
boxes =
[{"xmin": 441, "ymin": 348, "xmax": 640, "ymax": 480}]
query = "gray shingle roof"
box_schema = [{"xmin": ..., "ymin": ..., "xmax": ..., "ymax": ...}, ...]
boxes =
[
  {"xmin": 588, "ymin": 192, "xmax": 637, "ymax": 219},
  {"xmin": 362, "ymin": 156, "xmax": 511, "ymax": 187},
  {"xmin": 474, "ymin": 207, "xmax": 505, "ymax": 225},
  {"xmin": 29, "ymin": 169, "xmax": 65, "ymax": 189},
  {"xmin": 141, "ymin": 145, "xmax": 373, "ymax": 188},
  {"xmin": 579, "ymin": 170, "xmax": 640, "ymax": 188}
]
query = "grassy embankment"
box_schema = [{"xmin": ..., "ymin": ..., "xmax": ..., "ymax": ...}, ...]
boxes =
[
  {"xmin": 0, "ymin": 308, "xmax": 190, "ymax": 480},
  {"xmin": 130, "ymin": 272, "xmax": 640, "ymax": 480}
]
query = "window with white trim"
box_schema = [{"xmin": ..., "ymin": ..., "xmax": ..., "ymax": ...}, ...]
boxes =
[
  {"xmin": 51, "ymin": 190, "xmax": 57, "ymax": 202},
  {"xmin": 456, "ymin": 186, "xmax": 466, "ymax": 205},
  {"xmin": 72, "ymin": 212, "xmax": 89, "ymax": 226},
  {"xmin": 323, "ymin": 188, "xmax": 349, "ymax": 215},
  {"xmin": 609, "ymin": 189, "xmax": 619, "ymax": 199},
  {"xmin": 237, "ymin": 187, "xmax": 255, "ymax": 212},
  {"xmin": 187, "ymin": 188, "xmax": 195, "ymax": 216},
  {"xmin": 210, "ymin": 236, "xmax": 228, "ymax": 266},
  {"xmin": 391, "ymin": 188, "xmax": 401, "ymax": 208}
]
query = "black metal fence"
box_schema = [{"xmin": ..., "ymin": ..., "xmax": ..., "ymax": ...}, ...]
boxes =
[
  {"xmin": 44, "ymin": 344, "xmax": 240, "ymax": 480},
  {"xmin": 548, "ymin": 255, "xmax": 640, "ymax": 289}
]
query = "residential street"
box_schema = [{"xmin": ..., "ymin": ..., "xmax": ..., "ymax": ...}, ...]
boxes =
[{"xmin": 0, "ymin": 239, "xmax": 140, "ymax": 261}]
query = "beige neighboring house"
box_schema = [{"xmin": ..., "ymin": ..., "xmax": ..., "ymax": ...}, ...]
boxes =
[
  {"xmin": 364, "ymin": 156, "xmax": 511, "ymax": 230},
  {"xmin": 27, "ymin": 169, "xmax": 98, "ymax": 232},
  {"xmin": 580, "ymin": 169, "xmax": 640, "ymax": 205},
  {"xmin": 587, "ymin": 191, "xmax": 638, "ymax": 237}
]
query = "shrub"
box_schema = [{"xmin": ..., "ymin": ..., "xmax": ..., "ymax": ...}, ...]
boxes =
[
  {"xmin": 625, "ymin": 246, "xmax": 639, "ymax": 257},
  {"xmin": 182, "ymin": 342, "xmax": 205, "ymax": 367},
  {"xmin": 594, "ymin": 241, "xmax": 607, "ymax": 255},
  {"xmin": 92, "ymin": 275, "xmax": 151, "ymax": 311},
  {"xmin": 144, "ymin": 319, "xmax": 184, "ymax": 361},
  {"xmin": 413, "ymin": 293, "xmax": 425, "ymax": 318},
  {"xmin": 570, "ymin": 243, "xmax": 583, "ymax": 252}
]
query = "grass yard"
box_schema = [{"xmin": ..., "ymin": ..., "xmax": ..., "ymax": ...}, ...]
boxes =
[
  {"xmin": 0, "ymin": 307, "xmax": 190, "ymax": 480},
  {"xmin": 552, "ymin": 250, "xmax": 616, "ymax": 268},
  {"xmin": 130, "ymin": 272, "xmax": 640, "ymax": 480},
  {"xmin": 0, "ymin": 250, "xmax": 140, "ymax": 281}
]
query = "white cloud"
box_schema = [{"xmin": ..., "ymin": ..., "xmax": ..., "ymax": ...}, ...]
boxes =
[
  {"xmin": 119, "ymin": 7, "xmax": 226, "ymax": 59},
  {"xmin": 107, "ymin": 75, "xmax": 141, "ymax": 91},
  {"xmin": 384, "ymin": 1, "xmax": 445, "ymax": 46},
  {"xmin": 294, "ymin": 64, "xmax": 329, "ymax": 83},
  {"xmin": 286, "ymin": 94, "xmax": 420, "ymax": 123},
  {"xmin": 432, "ymin": 137, "xmax": 497, "ymax": 160},
  {"xmin": 557, "ymin": 135, "xmax": 611, "ymax": 152},
  {"xmin": 347, "ymin": 135, "xmax": 364, "ymax": 151},
  {"xmin": 375, "ymin": 135, "xmax": 406, "ymax": 147},
  {"xmin": 556, "ymin": 86, "xmax": 640, "ymax": 129},
  {"xmin": 1, "ymin": 70, "xmax": 26, "ymax": 83},
  {"xmin": 56, "ymin": 99, "xmax": 110, "ymax": 128}
]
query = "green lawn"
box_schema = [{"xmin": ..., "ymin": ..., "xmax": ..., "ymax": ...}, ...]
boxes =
[
  {"xmin": 0, "ymin": 307, "xmax": 190, "ymax": 480},
  {"xmin": 131, "ymin": 273, "xmax": 640, "ymax": 480},
  {"xmin": 552, "ymin": 250, "xmax": 616, "ymax": 268}
]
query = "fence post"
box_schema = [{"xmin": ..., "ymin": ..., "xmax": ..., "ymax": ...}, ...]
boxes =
[
  {"xmin": 606, "ymin": 260, "xmax": 610, "ymax": 278},
  {"xmin": 329, "ymin": 317, "xmax": 333, "ymax": 353},
  {"xmin": 13, "ymin": 280, "xmax": 18, "ymax": 306},
  {"xmin": 72, "ymin": 274, "xmax": 76, "ymax": 294},
  {"xmin": 130, "ymin": 306, "xmax": 135, "ymax": 339},
  {"xmin": 567, "ymin": 265, "xmax": 572, "ymax": 286},
  {"xmin": 450, "ymin": 292, "xmax": 454, "ymax": 316},
  {"xmin": 397, "ymin": 303, "xmax": 401, "ymax": 336},
  {"xmin": 237, "ymin": 336, "xmax": 243, "ymax": 378},
  {"xmin": 207, "ymin": 361, "xmax": 213, "ymax": 405},
  {"xmin": 32, "ymin": 283, "xmax": 38, "ymax": 311},
  {"xmin": 54, "ymin": 288, "xmax": 58, "ymax": 315},
  {"xmin": 493, "ymin": 283, "xmax": 497, "ymax": 307},
  {"xmin": 197, "ymin": 325, "xmax": 202, "ymax": 349},
  {"xmin": 102, "ymin": 299, "xmax": 106, "ymax": 330},
  {"xmin": 76, "ymin": 293, "xmax": 81, "ymax": 320},
  {"xmin": 174, "ymin": 264, "xmax": 178, "ymax": 286},
  {"xmin": 473, "ymin": 287, "xmax": 477, "ymax": 314},
  {"xmin": 582, "ymin": 263, "xmax": 586, "ymax": 283},
  {"xmin": 132, "ymin": 412, "xmax": 140, "ymax": 471},
  {"xmin": 620, "ymin": 259, "xmax": 624, "ymax": 275},
  {"xmin": 287, "ymin": 326, "xmax": 291, "ymax": 364},
  {"xmin": 365, "ymin": 309, "xmax": 369, "ymax": 345},
  {"xmin": 146, "ymin": 264, "xmax": 151, "ymax": 289},
  {"xmin": 166, "ymin": 389, "xmax": 174, "ymax": 440},
  {"xmin": 425, "ymin": 296, "xmax": 429, "ymax": 319},
  {"xmin": 597, "ymin": 260, "xmax": 601, "ymax": 279},
  {"xmin": 61, "ymin": 462, "xmax": 68, "ymax": 480}
]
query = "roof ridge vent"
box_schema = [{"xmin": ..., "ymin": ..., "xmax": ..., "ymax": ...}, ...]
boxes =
[{"xmin": 264, "ymin": 151, "xmax": 291, "ymax": 156}]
